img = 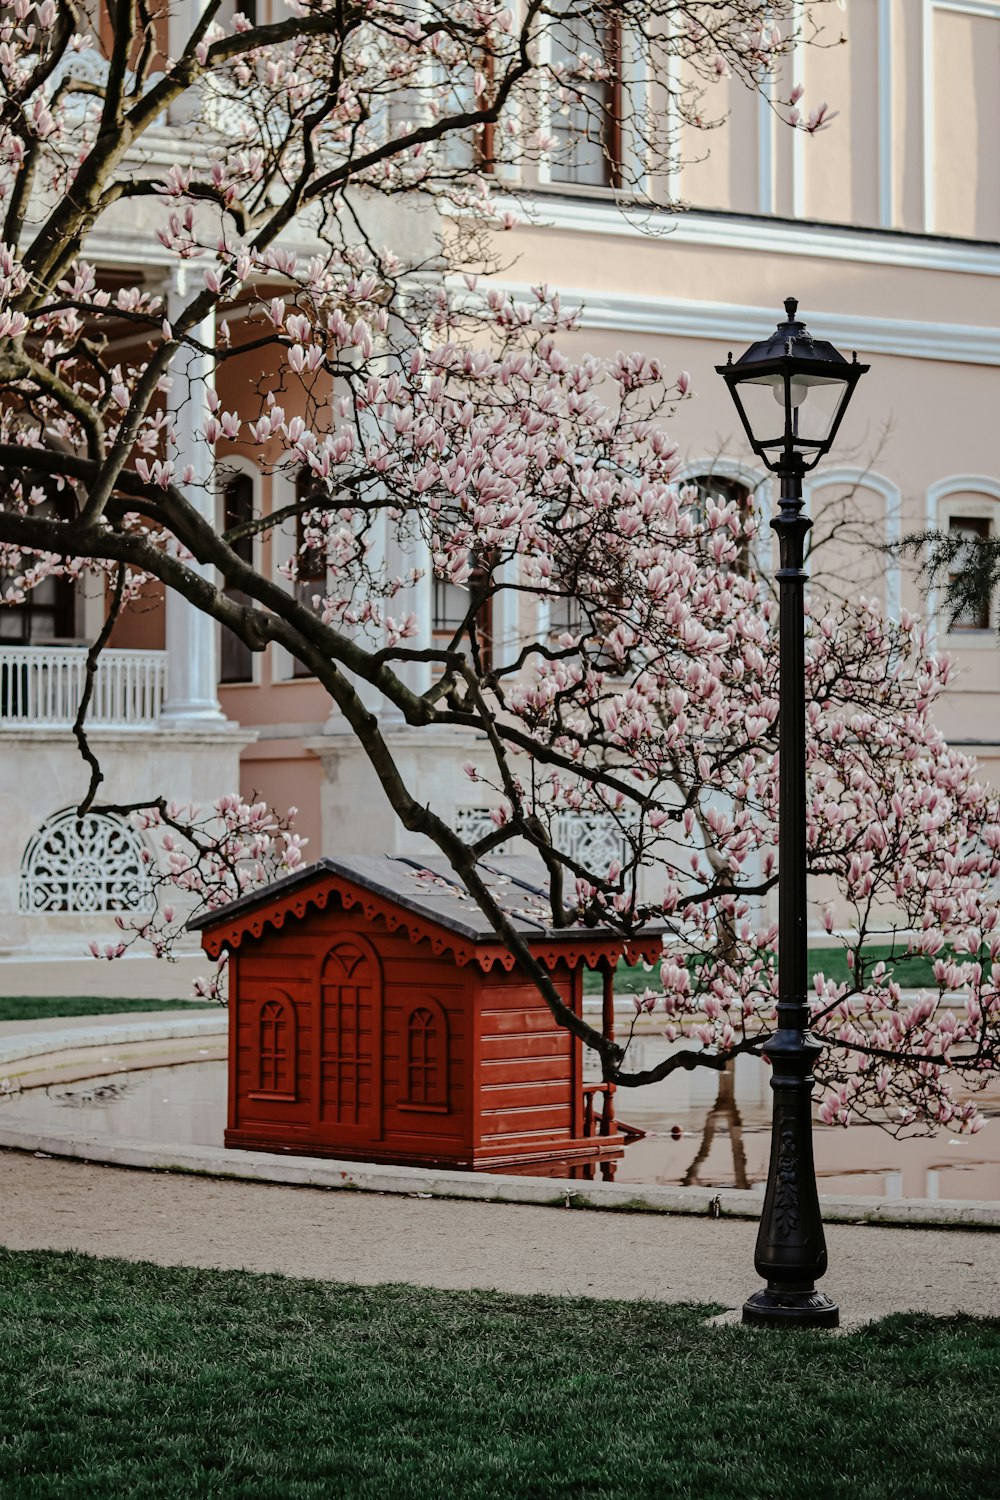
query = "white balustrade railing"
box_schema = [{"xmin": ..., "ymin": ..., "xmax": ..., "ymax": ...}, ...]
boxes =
[{"xmin": 0, "ymin": 646, "xmax": 167, "ymax": 729}]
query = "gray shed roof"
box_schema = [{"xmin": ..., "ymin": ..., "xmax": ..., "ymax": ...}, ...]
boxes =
[{"xmin": 188, "ymin": 853, "xmax": 666, "ymax": 948}]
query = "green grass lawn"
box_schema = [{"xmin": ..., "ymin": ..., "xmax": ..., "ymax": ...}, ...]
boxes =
[
  {"xmin": 0, "ymin": 996, "xmax": 212, "ymax": 1023},
  {"xmin": 587, "ymin": 944, "xmax": 943, "ymax": 996},
  {"xmin": 0, "ymin": 1250, "xmax": 996, "ymax": 1499}
]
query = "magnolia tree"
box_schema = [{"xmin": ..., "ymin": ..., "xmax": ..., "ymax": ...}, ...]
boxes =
[{"xmin": 2, "ymin": 0, "xmax": 998, "ymax": 1136}]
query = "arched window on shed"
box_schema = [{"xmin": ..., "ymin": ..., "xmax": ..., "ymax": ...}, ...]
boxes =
[
  {"xmin": 255, "ymin": 996, "xmax": 297, "ymax": 1098},
  {"xmin": 401, "ymin": 998, "xmax": 449, "ymax": 1112}
]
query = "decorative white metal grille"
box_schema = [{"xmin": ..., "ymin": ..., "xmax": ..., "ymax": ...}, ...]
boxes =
[
  {"xmin": 454, "ymin": 807, "xmax": 495, "ymax": 844},
  {"xmin": 19, "ymin": 809, "xmax": 154, "ymax": 915},
  {"xmin": 455, "ymin": 807, "xmax": 629, "ymax": 869},
  {"xmin": 556, "ymin": 811, "xmax": 631, "ymax": 871}
]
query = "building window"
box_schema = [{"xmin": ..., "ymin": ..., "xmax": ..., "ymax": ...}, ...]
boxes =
[
  {"xmin": 432, "ymin": 566, "xmax": 493, "ymax": 672},
  {"xmin": 292, "ymin": 469, "xmax": 327, "ymax": 679},
  {"xmin": 256, "ymin": 996, "xmax": 296, "ymax": 1096},
  {"xmin": 19, "ymin": 809, "xmax": 153, "ymax": 914},
  {"xmin": 0, "ymin": 482, "xmax": 77, "ymax": 643},
  {"xmin": 549, "ymin": 13, "xmax": 622, "ymax": 189},
  {"xmin": 686, "ymin": 474, "xmax": 754, "ymax": 577},
  {"xmin": 216, "ymin": 0, "xmax": 258, "ymax": 28},
  {"xmin": 319, "ymin": 939, "xmax": 379, "ymax": 1128},
  {"xmin": 220, "ymin": 472, "xmax": 255, "ymax": 683},
  {"xmin": 401, "ymin": 999, "xmax": 449, "ymax": 1111},
  {"xmin": 947, "ymin": 516, "xmax": 992, "ymax": 631},
  {"xmin": 0, "ymin": 571, "xmax": 76, "ymax": 643},
  {"xmin": 548, "ymin": 587, "xmax": 585, "ymax": 641},
  {"xmin": 546, "ymin": 561, "xmax": 622, "ymax": 668}
]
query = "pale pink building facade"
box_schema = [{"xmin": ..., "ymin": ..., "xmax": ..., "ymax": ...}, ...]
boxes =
[{"xmin": 2, "ymin": 0, "xmax": 999, "ymax": 956}]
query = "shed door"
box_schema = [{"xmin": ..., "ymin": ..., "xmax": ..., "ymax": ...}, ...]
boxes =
[{"xmin": 316, "ymin": 939, "xmax": 382, "ymax": 1142}]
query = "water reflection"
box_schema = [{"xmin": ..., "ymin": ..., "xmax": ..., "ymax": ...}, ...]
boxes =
[
  {"xmin": 1, "ymin": 1043, "xmax": 998, "ymax": 1201},
  {"xmin": 591, "ymin": 1032, "xmax": 1000, "ymax": 1202},
  {"xmin": 1, "ymin": 1060, "xmax": 226, "ymax": 1148},
  {"xmin": 679, "ymin": 1063, "xmax": 749, "ymax": 1191}
]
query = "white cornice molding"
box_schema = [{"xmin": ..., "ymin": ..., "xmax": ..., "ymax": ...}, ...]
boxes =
[
  {"xmin": 511, "ymin": 195, "xmax": 1000, "ymax": 277},
  {"xmin": 83, "ymin": 218, "xmax": 328, "ymax": 273},
  {"xmin": 478, "ymin": 280, "xmax": 1000, "ymax": 366}
]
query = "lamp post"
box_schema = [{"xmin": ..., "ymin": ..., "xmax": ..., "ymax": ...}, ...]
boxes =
[{"xmin": 717, "ymin": 299, "xmax": 869, "ymax": 1329}]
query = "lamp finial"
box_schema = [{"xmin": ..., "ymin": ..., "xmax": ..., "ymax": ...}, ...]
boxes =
[{"xmin": 783, "ymin": 296, "xmax": 799, "ymax": 323}]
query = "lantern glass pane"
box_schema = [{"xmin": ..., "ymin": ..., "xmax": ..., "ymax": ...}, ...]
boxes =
[
  {"xmin": 733, "ymin": 370, "xmax": 853, "ymax": 450},
  {"xmin": 732, "ymin": 375, "xmax": 786, "ymax": 449},
  {"xmin": 787, "ymin": 373, "xmax": 852, "ymax": 444}
]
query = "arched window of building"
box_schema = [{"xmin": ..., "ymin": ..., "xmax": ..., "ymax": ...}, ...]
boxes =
[
  {"xmin": 220, "ymin": 470, "xmax": 255, "ymax": 683},
  {"xmin": 401, "ymin": 998, "xmax": 449, "ymax": 1111},
  {"xmin": 257, "ymin": 996, "xmax": 296, "ymax": 1095},
  {"xmin": 685, "ymin": 473, "xmax": 755, "ymax": 577},
  {"xmin": 921, "ymin": 478, "xmax": 1000, "ymax": 640},
  {"xmin": 19, "ymin": 809, "xmax": 153, "ymax": 914}
]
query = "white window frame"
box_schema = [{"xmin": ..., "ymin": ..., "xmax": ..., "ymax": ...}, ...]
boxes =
[
  {"xmin": 217, "ymin": 456, "xmax": 263, "ymax": 688},
  {"xmin": 270, "ymin": 461, "xmax": 326, "ymax": 684},
  {"xmin": 925, "ymin": 476, "xmax": 1000, "ymax": 647},
  {"xmin": 802, "ymin": 466, "xmax": 903, "ymax": 619}
]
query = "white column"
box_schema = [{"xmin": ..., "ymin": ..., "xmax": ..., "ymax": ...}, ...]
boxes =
[{"xmin": 161, "ymin": 269, "xmax": 226, "ymax": 724}]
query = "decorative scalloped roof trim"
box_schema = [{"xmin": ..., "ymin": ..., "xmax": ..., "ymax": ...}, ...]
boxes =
[{"xmin": 199, "ymin": 873, "xmax": 661, "ymax": 973}]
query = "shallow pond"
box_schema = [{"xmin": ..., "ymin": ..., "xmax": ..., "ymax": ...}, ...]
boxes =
[
  {"xmin": 589, "ymin": 1035, "xmax": 1000, "ymax": 1201},
  {"xmin": 4, "ymin": 1033, "xmax": 999, "ymax": 1201}
]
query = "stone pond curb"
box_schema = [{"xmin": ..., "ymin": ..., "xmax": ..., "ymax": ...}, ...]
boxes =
[
  {"xmin": 0, "ymin": 1015, "xmax": 227, "ymax": 1070},
  {"xmin": 1, "ymin": 1015, "xmax": 998, "ymax": 1230},
  {"xmin": 0, "ymin": 1121, "xmax": 997, "ymax": 1229}
]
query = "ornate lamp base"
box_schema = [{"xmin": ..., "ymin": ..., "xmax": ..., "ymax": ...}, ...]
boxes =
[{"xmin": 742, "ymin": 1287, "xmax": 839, "ymax": 1329}]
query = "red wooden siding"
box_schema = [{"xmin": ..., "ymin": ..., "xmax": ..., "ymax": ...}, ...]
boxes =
[{"xmin": 473, "ymin": 963, "xmax": 582, "ymax": 1165}]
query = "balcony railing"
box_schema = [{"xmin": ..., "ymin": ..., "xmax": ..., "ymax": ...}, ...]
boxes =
[{"xmin": 0, "ymin": 646, "xmax": 167, "ymax": 729}]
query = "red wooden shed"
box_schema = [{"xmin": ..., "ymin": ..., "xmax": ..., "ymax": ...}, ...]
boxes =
[{"xmin": 190, "ymin": 856, "xmax": 662, "ymax": 1176}]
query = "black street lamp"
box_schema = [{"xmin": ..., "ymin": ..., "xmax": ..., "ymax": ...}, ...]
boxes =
[{"xmin": 717, "ymin": 299, "xmax": 869, "ymax": 1329}]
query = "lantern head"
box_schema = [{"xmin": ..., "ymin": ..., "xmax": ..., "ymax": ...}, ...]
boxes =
[{"xmin": 716, "ymin": 298, "xmax": 869, "ymax": 473}]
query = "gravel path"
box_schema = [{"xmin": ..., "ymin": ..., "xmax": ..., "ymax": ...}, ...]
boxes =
[{"xmin": 2, "ymin": 1149, "xmax": 997, "ymax": 1326}]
